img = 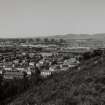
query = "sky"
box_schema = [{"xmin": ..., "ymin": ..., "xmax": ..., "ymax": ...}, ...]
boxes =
[{"xmin": 0, "ymin": 0, "xmax": 105, "ymax": 38}]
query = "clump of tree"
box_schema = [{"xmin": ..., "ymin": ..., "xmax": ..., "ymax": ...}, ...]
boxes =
[
  {"xmin": 35, "ymin": 37, "xmax": 66, "ymax": 45},
  {"xmin": 43, "ymin": 38, "xmax": 49, "ymax": 43},
  {"xmin": 83, "ymin": 49, "xmax": 103, "ymax": 60},
  {"xmin": 35, "ymin": 38, "xmax": 41, "ymax": 43},
  {"xmin": 92, "ymin": 49, "xmax": 103, "ymax": 57},
  {"xmin": 59, "ymin": 38, "xmax": 66, "ymax": 43},
  {"xmin": 83, "ymin": 52, "xmax": 92, "ymax": 60}
]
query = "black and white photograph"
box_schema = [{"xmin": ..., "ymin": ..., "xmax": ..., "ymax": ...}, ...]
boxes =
[{"xmin": 0, "ymin": 0, "xmax": 105, "ymax": 105}]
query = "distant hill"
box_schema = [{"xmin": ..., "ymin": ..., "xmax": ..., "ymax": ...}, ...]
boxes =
[
  {"xmin": 47, "ymin": 33, "xmax": 105, "ymax": 40},
  {"xmin": 0, "ymin": 33, "xmax": 105, "ymax": 41}
]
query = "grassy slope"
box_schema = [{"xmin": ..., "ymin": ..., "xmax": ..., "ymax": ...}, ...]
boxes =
[{"xmin": 9, "ymin": 56, "xmax": 105, "ymax": 105}]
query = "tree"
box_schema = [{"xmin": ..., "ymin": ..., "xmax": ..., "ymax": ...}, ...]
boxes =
[
  {"xmin": 50, "ymin": 38, "xmax": 56, "ymax": 44},
  {"xmin": 83, "ymin": 52, "xmax": 92, "ymax": 60},
  {"xmin": 59, "ymin": 39, "xmax": 66, "ymax": 43},
  {"xmin": 44, "ymin": 38, "xmax": 49, "ymax": 43},
  {"xmin": 36, "ymin": 38, "xmax": 41, "ymax": 43}
]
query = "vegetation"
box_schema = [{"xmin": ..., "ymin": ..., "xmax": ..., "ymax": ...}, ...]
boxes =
[
  {"xmin": 35, "ymin": 38, "xmax": 41, "ymax": 43},
  {"xmin": 35, "ymin": 38, "xmax": 66, "ymax": 44},
  {"xmin": 6, "ymin": 51, "xmax": 105, "ymax": 105},
  {"xmin": 0, "ymin": 71, "xmax": 42, "ymax": 105}
]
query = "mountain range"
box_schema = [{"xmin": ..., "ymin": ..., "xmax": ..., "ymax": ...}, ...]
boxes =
[{"xmin": 47, "ymin": 33, "xmax": 105, "ymax": 40}]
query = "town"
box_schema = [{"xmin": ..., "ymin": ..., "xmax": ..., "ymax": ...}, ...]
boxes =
[
  {"xmin": 0, "ymin": 44, "xmax": 81, "ymax": 80},
  {"xmin": 0, "ymin": 38, "xmax": 104, "ymax": 105},
  {"xmin": 0, "ymin": 38, "xmax": 103, "ymax": 80}
]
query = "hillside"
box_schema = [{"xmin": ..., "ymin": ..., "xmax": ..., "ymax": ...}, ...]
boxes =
[
  {"xmin": 47, "ymin": 33, "xmax": 105, "ymax": 40},
  {"xmin": 9, "ymin": 56, "xmax": 105, "ymax": 105}
]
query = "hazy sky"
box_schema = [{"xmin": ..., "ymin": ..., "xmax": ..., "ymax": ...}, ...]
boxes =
[{"xmin": 0, "ymin": 0, "xmax": 105, "ymax": 38}]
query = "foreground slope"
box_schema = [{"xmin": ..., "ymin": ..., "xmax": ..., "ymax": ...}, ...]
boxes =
[{"xmin": 9, "ymin": 56, "xmax": 105, "ymax": 105}]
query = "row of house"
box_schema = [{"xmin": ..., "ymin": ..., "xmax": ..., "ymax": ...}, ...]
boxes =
[
  {"xmin": 0, "ymin": 51, "xmax": 43, "ymax": 79},
  {"xmin": 0, "ymin": 45, "xmax": 83, "ymax": 80},
  {"xmin": 37, "ymin": 54, "xmax": 80, "ymax": 78}
]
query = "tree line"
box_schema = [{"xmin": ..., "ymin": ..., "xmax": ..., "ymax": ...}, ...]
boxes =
[{"xmin": 35, "ymin": 38, "xmax": 66, "ymax": 44}]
